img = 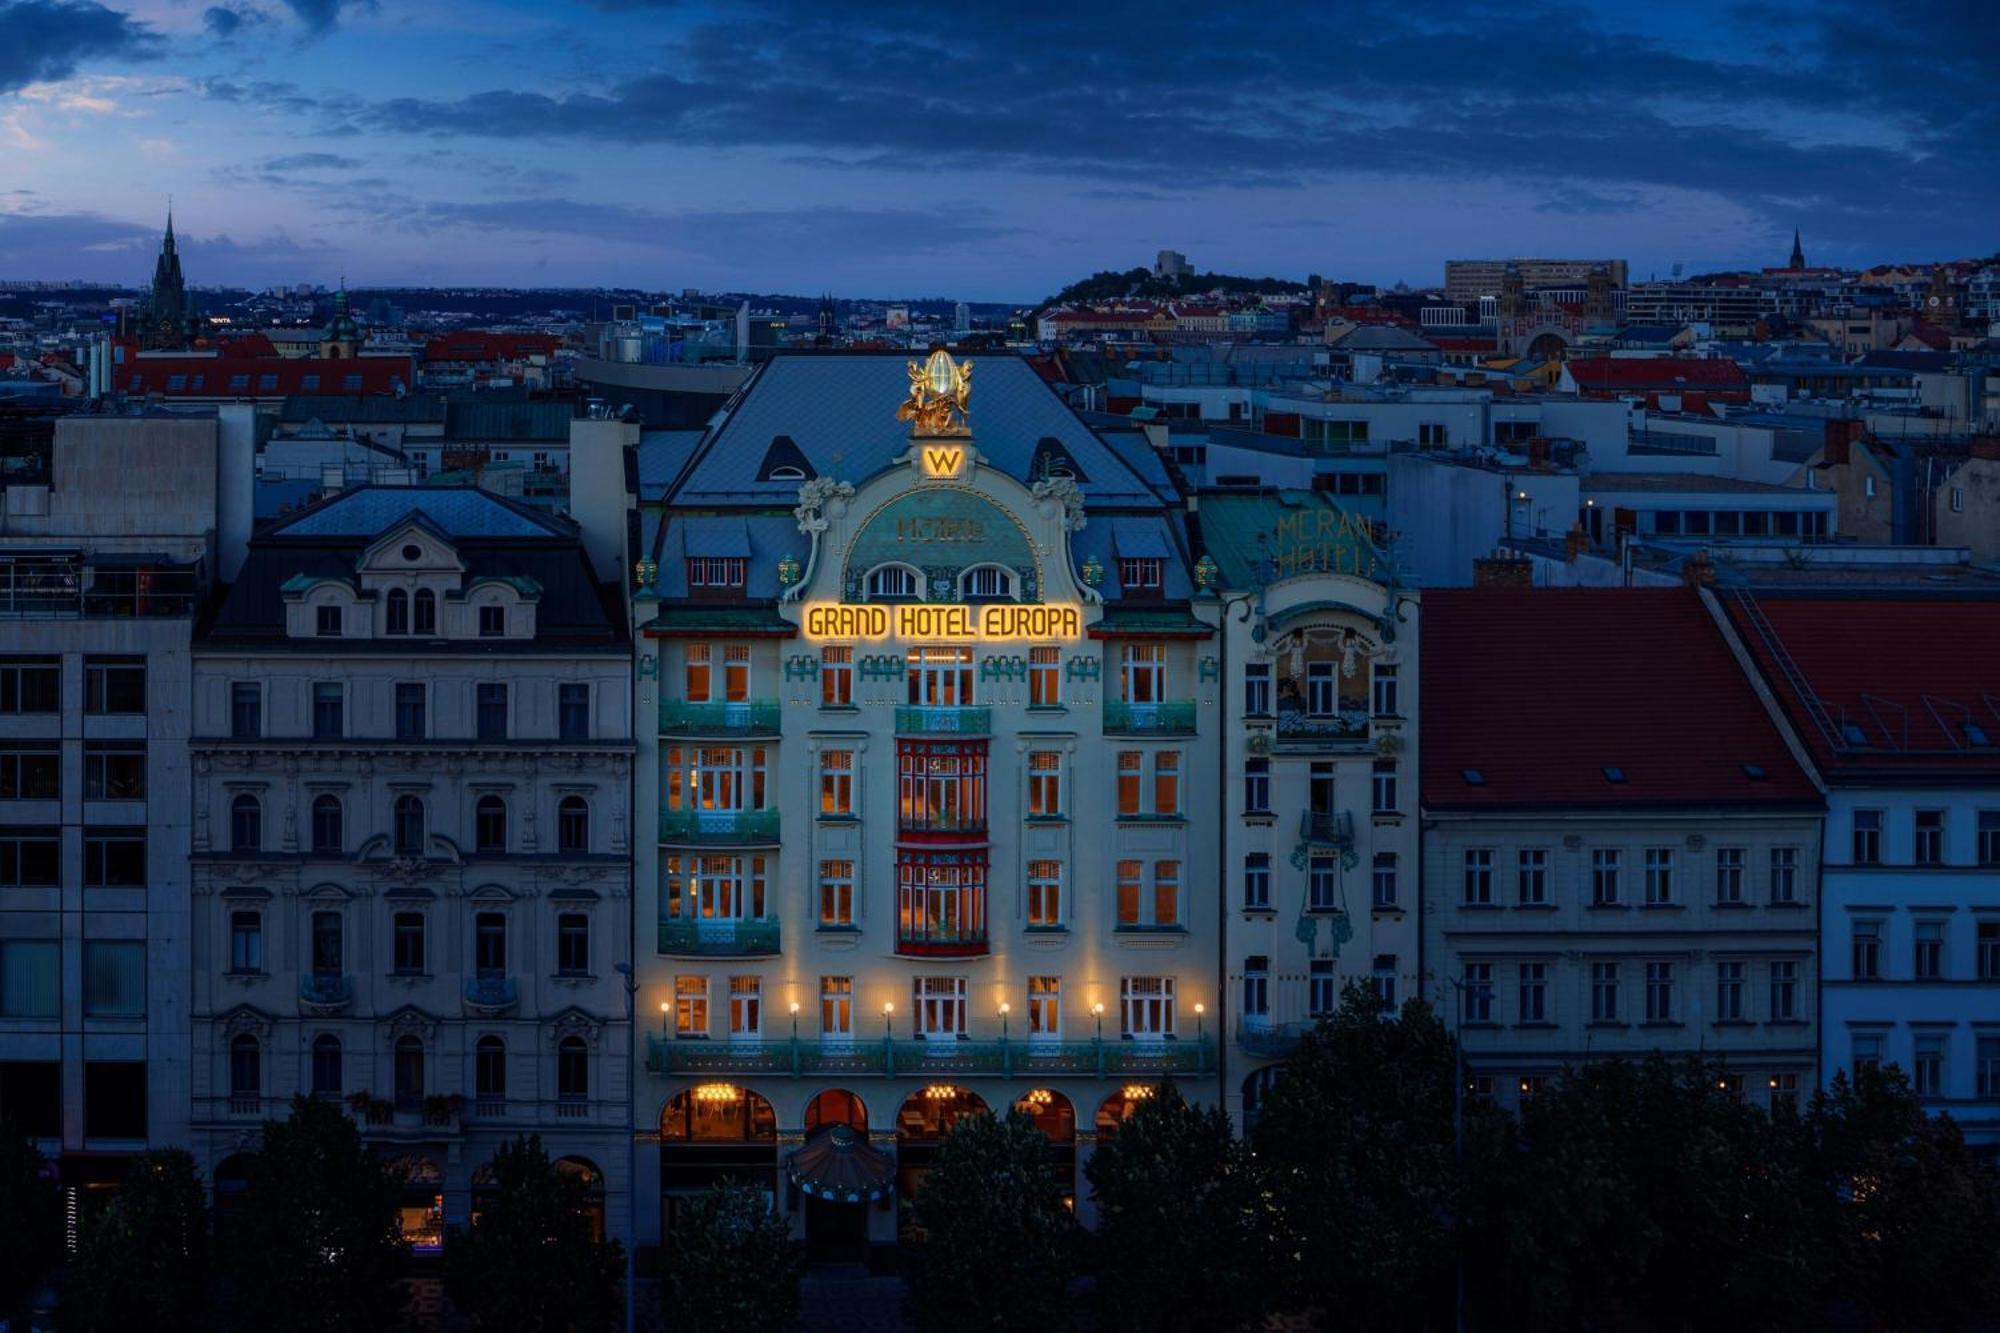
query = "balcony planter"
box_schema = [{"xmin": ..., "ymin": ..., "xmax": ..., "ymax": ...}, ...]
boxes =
[
  {"xmin": 421, "ymin": 1093, "xmax": 465, "ymax": 1128},
  {"xmin": 1103, "ymin": 699, "xmax": 1197, "ymax": 736},
  {"xmin": 347, "ymin": 1092, "xmax": 395, "ymax": 1126}
]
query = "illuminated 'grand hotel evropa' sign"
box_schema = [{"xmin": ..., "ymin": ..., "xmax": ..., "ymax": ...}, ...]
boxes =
[{"xmin": 803, "ymin": 602, "xmax": 1083, "ymax": 641}]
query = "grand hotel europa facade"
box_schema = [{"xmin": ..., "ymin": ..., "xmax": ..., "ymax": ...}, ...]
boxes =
[{"xmin": 626, "ymin": 350, "xmax": 1417, "ymax": 1262}]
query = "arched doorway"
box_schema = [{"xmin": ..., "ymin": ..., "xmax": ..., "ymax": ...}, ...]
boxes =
[
  {"xmin": 555, "ymin": 1156, "xmax": 607, "ymax": 1242},
  {"xmin": 385, "ymin": 1154, "xmax": 445, "ymax": 1252},
  {"xmin": 797, "ymin": 1088, "xmax": 876, "ymax": 1263},
  {"xmin": 659, "ymin": 1084, "xmax": 777, "ymax": 1241},
  {"xmin": 1014, "ymin": 1088, "xmax": 1077, "ymax": 1209},
  {"xmin": 894, "ymin": 1086, "xmax": 988, "ymax": 1241},
  {"xmin": 1094, "ymin": 1085, "xmax": 1155, "ymax": 1140}
]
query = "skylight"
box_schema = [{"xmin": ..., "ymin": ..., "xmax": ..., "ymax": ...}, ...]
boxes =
[
  {"xmin": 1461, "ymin": 768, "xmax": 1485, "ymax": 786},
  {"xmin": 1841, "ymin": 722, "xmax": 1868, "ymax": 745},
  {"xmin": 1742, "ymin": 764, "xmax": 1768, "ymax": 781},
  {"xmin": 1602, "ymin": 766, "xmax": 1627, "ymax": 783},
  {"xmin": 1965, "ymin": 722, "xmax": 1993, "ymax": 748}
]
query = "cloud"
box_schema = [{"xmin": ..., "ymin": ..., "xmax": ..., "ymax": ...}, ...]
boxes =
[
  {"xmin": 0, "ymin": 0, "xmax": 157, "ymax": 95},
  {"xmin": 281, "ymin": 0, "xmax": 372, "ymax": 36},
  {"xmin": 202, "ymin": 4, "xmax": 262, "ymax": 37},
  {"xmin": 262, "ymin": 151, "xmax": 358, "ymax": 170},
  {"xmin": 0, "ymin": 207, "xmax": 340, "ymax": 281}
]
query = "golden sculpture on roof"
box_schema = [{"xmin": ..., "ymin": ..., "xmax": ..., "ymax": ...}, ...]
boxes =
[{"xmin": 897, "ymin": 348, "xmax": 972, "ymax": 436}]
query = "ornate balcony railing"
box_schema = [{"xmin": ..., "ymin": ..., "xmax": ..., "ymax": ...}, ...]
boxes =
[
  {"xmin": 1298, "ymin": 809, "xmax": 1355, "ymax": 848},
  {"xmin": 1103, "ymin": 699, "xmax": 1198, "ymax": 736},
  {"xmin": 658, "ymin": 917, "xmax": 781, "ymax": 957},
  {"xmin": 1274, "ymin": 706, "xmax": 1371, "ymax": 744},
  {"xmin": 659, "ymin": 699, "xmax": 781, "ymax": 736},
  {"xmin": 645, "ymin": 1033, "xmax": 1213, "ymax": 1079},
  {"xmin": 658, "ymin": 807, "xmax": 779, "ymax": 844},
  {"xmin": 894, "ymin": 925, "xmax": 990, "ymax": 957},
  {"xmin": 1236, "ymin": 1021, "xmax": 1311, "ymax": 1059},
  {"xmin": 463, "ymin": 974, "xmax": 519, "ymax": 1015},
  {"xmin": 298, "ymin": 973, "xmax": 353, "ymax": 1013},
  {"xmin": 893, "ymin": 706, "xmax": 991, "ymax": 736}
]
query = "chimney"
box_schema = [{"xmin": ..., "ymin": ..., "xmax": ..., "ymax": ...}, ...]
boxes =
[
  {"xmin": 1473, "ymin": 552, "xmax": 1534, "ymax": 588},
  {"xmin": 1681, "ymin": 548, "xmax": 1716, "ymax": 588},
  {"xmin": 568, "ymin": 416, "xmax": 638, "ymax": 584},
  {"xmin": 1564, "ymin": 523, "xmax": 1589, "ymax": 562},
  {"xmin": 1822, "ymin": 418, "xmax": 1861, "ymax": 465},
  {"xmin": 214, "ymin": 403, "xmax": 257, "ymax": 582}
]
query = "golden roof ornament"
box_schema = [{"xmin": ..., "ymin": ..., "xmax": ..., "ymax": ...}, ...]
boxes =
[{"xmin": 897, "ymin": 348, "xmax": 972, "ymax": 436}]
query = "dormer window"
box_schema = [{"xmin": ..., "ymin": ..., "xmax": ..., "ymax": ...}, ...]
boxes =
[
  {"xmin": 687, "ymin": 558, "xmax": 746, "ymax": 590},
  {"xmin": 413, "ymin": 589, "xmax": 437, "ymax": 636},
  {"xmin": 478, "ymin": 605, "xmax": 506, "ymax": 638},
  {"xmin": 386, "ymin": 589, "xmax": 409, "ymax": 635},
  {"xmin": 316, "ymin": 605, "xmax": 343, "ymax": 638},
  {"xmin": 1118, "ymin": 558, "xmax": 1163, "ymax": 594},
  {"xmin": 867, "ymin": 564, "xmax": 923, "ymax": 602},
  {"xmin": 768, "ymin": 465, "xmax": 806, "ymax": 481},
  {"xmin": 959, "ymin": 565, "xmax": 1015, "ymax": 602}
]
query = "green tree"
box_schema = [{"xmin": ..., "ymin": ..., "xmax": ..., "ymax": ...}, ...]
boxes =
[
  {"xmin": 1249, "ymin": 984, "xmax": 1461, "ymax": 1329},
  {"xmin": 225, "ymin": 1095, "xmax": 407, "ymax": 1333},
  {"xmin": 62, "ymin": 1149, "xmax": 210, "ymax": 1333},
  {"xmin": 905, "ymin": 1110, "xmax": 1079, "ymax": 1333},
  {"xmin": 443, "ymin": 1135, "xmax": 624, "ymax": 1333},
  {"xmin": 1085, "ymin": 1080, "xmax": 1270, "ymax": 1332},
  {"xmin": 0, "ymin": 1119, "xmax": 61, "ymax": 1326},
  {"xmin": 656, "ymin": 1180, "xmax": 804, "ymax": 1333},
  {"xmin": 1807, "ymin": 1065, "xmax": 2000, "ymax": 1331}
]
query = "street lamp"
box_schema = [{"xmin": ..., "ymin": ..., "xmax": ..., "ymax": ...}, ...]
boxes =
[
  {"xmin": 999, "ymin": 1002, "xmax": 1010, "ymax": 1041},
  {"xmin": 1091, "ymin": 1002, "xmax": 1104, "ymax": 1042},
  {"xmin": 883, "ymin": 1001, "xmax": 894, "ymax": 1039},
  {"xmin": 612, "ymin": 963, "xmax": 639, "ymax": 1333},
  {"xmin": 1194, "ymin": 1002, "xmax": 1205, "ymax": 1044},
  {"xmin": 789, "ymin": 1001, "xmax": 800, "ymax": 1042}
]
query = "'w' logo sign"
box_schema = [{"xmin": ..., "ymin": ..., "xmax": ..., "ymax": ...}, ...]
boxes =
[{"xmin": 922, "ymin": 447, "xmax": 963, "ymax": 477}]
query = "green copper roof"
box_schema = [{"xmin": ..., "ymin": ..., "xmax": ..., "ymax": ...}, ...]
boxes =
[
  {"xmin": 1194, "ymin": 489, "xmax": 1382, "ymax": 589},
  {"xmin": 639, "ymin": 605, "xmax": 795, "ymax": 636}
]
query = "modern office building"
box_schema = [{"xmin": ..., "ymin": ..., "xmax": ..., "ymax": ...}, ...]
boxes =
[{"xmin": 1444, "ymin": 258, "xmax": 1628, "ymax": 304}]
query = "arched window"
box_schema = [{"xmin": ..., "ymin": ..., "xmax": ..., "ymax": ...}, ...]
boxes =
[
  {"xmin": 229, "ymin": 1034, "xmax": 260, "ymax": 1097},
  {"xmin": 413, "ymin": 588, "xmax": 437, "ymax": 636},
  {"xmin": 959, "ymin": 565, "xmax": 1016, "ymax": 601},
  {"xmin": 475, "ymin": 795, "xmax": 506, "ymax": 853},
  {"xmin": 394, "ymin": 1036, "xmax": 425, "ymax": 1107},
  {"xmin": 230, "ymin": 794, "xmax": 261, "ymax": 853},
  {"xmin": 475, "ymin": 1036, "xmax": 506, "ymax": 1102},
  {"xmin": 311, "ymin": 794, "xmax": 342, "ymax": 855},
  {"xmin": 557, "ymin": 1037, "xmax": 588, "ymax": 1102},
  {"xmin": 385, "ymin": 588, "xmax": 409, "ymax": 636},
  {"xmin": 557, "ymin": 796, "xmax": 589, "ymax": 854},
  {"xmin": 393, "ymin": 795, "xmax": 425, "ymax": 855},
  {"xmin": 311, "ymin": 1035, "xmax": 342, "ymax": 1097},
  {"xmin": 866, "ymin": 563, "xmax": 922, "ymax": 601}
]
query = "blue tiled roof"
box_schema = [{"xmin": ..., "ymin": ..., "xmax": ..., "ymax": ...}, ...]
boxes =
[
  {"xmin": 637, "ymin": 430, "xmax": 705, "ymax": 497},
  {"xmin": 269, "ymin": 486, "xmax": 573, "ymax": 540},
  {"xmin": 671, "ymin": 354, "xmax": 1162, "ymax": 505}
]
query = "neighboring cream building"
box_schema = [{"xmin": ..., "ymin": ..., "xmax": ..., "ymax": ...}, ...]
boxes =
[{"xmin": 631, "ymin": 352, "xmax": 1221, "ymax": 1264}]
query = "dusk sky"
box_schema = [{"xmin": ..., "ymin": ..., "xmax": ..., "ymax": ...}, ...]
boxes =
[{"xmin": 0, "ymin": 0, "xmax": 1993, "ymax": 301}]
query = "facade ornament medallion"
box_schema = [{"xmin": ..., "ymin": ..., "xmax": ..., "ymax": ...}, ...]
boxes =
[
  {"xmin": 896, "ymin": 349, "xmax": 973, "ymax": 436},
  {"xmin": 1030, "ymin": 476, "xmax": 1087, "ymax": 533},
  {"xmin": 789, "ymin": 477, "xmax": 856, "ymax": 603}
]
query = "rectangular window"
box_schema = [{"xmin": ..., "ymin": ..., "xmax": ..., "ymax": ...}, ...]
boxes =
[
  {"xmin": 1979, "ymin": 1036, "xmax": 2000, "ymax": 1099},
  {"xmin": 82, "ymin": 743, "xmax": 142, "ymax": 800},
  {"xmin": 818, "ymin": 859, "xmax": 854, "ymax": 928},
  {"xmin": 83, "ymin": 657, "xmax": 145, "ymax": 715},
  {"xmin": 1371, "ymin": 662, "xmax": 1398, "ymax": 717},
  {"xmin": 84, "ymin": 1062, "xmax": 146, "ymax": 1140},
  {"xmin": 820, "ymin": 646, "xmax": 854, "ymax": 707},
  {"xmin": 0, "ymin": 828, "xmax": 60, "ymax": 886},
  {"xmin": 1913, "ymin": 1033, "xmax": 1945, "ymax": 1098},
  {"xmin": 1027, "ymin": 751, "xmax": 1063, "ymax": 817},
  {"xmin": 1027, "ymin": 859, "xmax": 1063, "ymax": 927},
  {"xmin": 1120, "ymin": 976, "xmax": 1175, "ymax": 1038},
  {"xmin": 557, "ymin": 913, "xmax": 589, "ymax": 975},
  {"xmin": 1462, "ymin": 962, "xmax": 1493, "ymax": 1023},
  {"xmin": 1244, "ymin": 853, "xmax": 1271, "ymax": 911},
  {"xmin": 1914, "ymin": 810, "xmax": 1945, "ymax": 867},
  {"xmin": 1769, "ymin": 1071, "xmax": 1799, "ymax": 1112},
  {"xmin": 684, "ymin": 644, "xmax": 713, "ymax": 703},
  {"xmin": 1243, "ymin": 662, "xmax": 1271, "ymax": 716},
  {"xmin": 315, "ymin": 604, "xmax": 342, "ymax": 638},
  {"xmin": 1716, "ymin": 848, "xmax": 1745, "ymax": 905},
  {"xmin": 1368, "ymin": 956, "xmax": 1393, "ymax": 1012},
  {"xmin": 1644, "ymin": 848, "xmax": 1675, "ymax": 905},
  {"xmin": 395, "ymin": 683, "xmax": 426, "ymax": 740},
  {"xmin": 1120, "ymin": 643, "xmax": 1165, "ymax": 705},
  {"xmin": 662, "ymin": 853, "xmax": 769, "ymax": 923},
  {"xmin": 819, "ymin": 750, "xmax": 854, "ymax": 816},
  {"xmin": 1518, "ymin": 962, "xmax": 1547, "ymax": 1024},
  {"xmin": 674, "ymin": 976, "xmax": 708, "ymax": 1038},
  {"xmin": 1980, "ymin": 922, "xmax": 2000, "ymax": 981},
  {"xmin": 1027, "ymin": 975, "xmax": 1060, "ymax": 1039},
  {"xmin": 1644, "ymin": 962, "xmax": 1675, "ymax": 1023},
  {"xmin": 558, "ymin": 684, "xmax": 590, "ymax": 741},
  {"xmin": 1591, "ymin": 962, "xmax": 1619, "ymax": 1023},
  {"xmin": 1591, "ymin": 849, "xmax": 1622, "ymax": 906},
  {"xmin": 820, "ymin": 976, "xmax": 852, "ymax": 1039},
  {"xmin": 1716, "ymin": 960, "xmax": 1744, "ymax": 1021},
  {"xmin": 1852, "ymin": 1031, "xmax": 1883, "ymax": 1073},
  {"xmin": 1304, "ymin": 948, "xmax": 1336, "ymax": 1012},
  {"xmin": 474, "ymin": 913, "xmax": 507, "ymax": 976},
  {"xmin": 0, "ymin": 941, "xmax": 59, "ymax": 1018},
  {"xmin": 82, "ymin": 940, "xmax": 145, "ymax": 1017},
  {"xmin": 477, "ymin": 605, "xmax": 506, "ymax": 638},
  {"xmin": 686, "ymin": 557, "xmax": 747, "ymax": 588},
  {"xmin": 1371, "ymin": 761, "xmax": 1397, "ymax": 813},
  {"xmin": 231, "ymin": 682, "xmax": 262, "ymax": 739},
  {"xmin": 1028, "ymin": 646, "xmax": 1061, "ymax": 708},
  {"xmin": 729, "ymin": 976, "xmax": 762, "ymax": 1040},
  {"xmin": 906, "ymin": 645, "xmax": 973, "ymax": 707},
  {"xmin": 1852, "ymin": 920, "xmax": 1882, "ymax": 979},
  {"xmin": 388, "ymin": 911, "xmax": 424, "ymax": 974},
  {"xmin": 1462, "ymin": 849, "xmax": 1494, "ymax": 906},
  {"xmin": 1769, "ymin": 846, "xmax": 1799, "ymax": 903},
  {"xmin": 1153, "ymin": 860, "xmax": 1180, "ymax": 926},
  {"xmin": 1769, "ymin": 960, "xmax": 1798, "ymax": 1020},
  {"xmin": 1914, "ymin": 920, "xmax": 1945, "ymax": 979},
  {"xmin": 229, "ymin": 911, "xmax": 265, "ymax": 974},
  {"xmin": 0, "ymin": 746, "xmax": 59, "ymax": 801},
  {"xmin": 1516, "ymin": 849, "xmax": 1548, "ymax": 906},
  {"xmin": 1852, "ymin": 809, "xmax": 1882, "ymax": 865},
  {"xmin": 1117, "ymin": 752, "xmax": 1141, "ymax": 816},
  {"xmin": 1242, "ymin": 956, "xmax": 1269, "ymax": 1018},
  {"xmin": 310, "ymin": 682, "xmax": 344, "ymax": 739},
  {"xmin": 914, "ymin": 975, "xmax": 967, "ymax": 1038},
  {"xmin": 0, "ymin": 658, "xmax": 60, "ymax": 714},
  {"xmin": 1118, "ymin": 558, "xmax": 1163, "ymax": 593},
  {"xmin": 1372, "ymin": 853, "xmax": 1398, "ymax": 908},
  {"xmin": 476, "ymin": 682, "xmax": 508, "ymax": 742},
  {"xmin": 1152, "ymin": 752, "xmax": 1181, "ymax": 816},
  {"xmin": 1243, "ymin": 758, "xmax": 1270, "ymax": 814},
  {"xmin": 83, "ymin": 827, "xmax": 145, "ymax": 887},
  {"xmin": 1979, "ymin": 812, "xmax": 2000, "ymax": 868},
  {"xmin": 1305, "ymin": 663, "xmax": 1337, "ymax": 717}
]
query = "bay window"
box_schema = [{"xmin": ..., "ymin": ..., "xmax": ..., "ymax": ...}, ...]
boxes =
[
  {"xmin": 897, "ymin": 850, "xmax": 988, "ymax": 951},
  {"xmin": 662, "ymin": 854, "xmax": 769, "ymax": 922},
  {"xmin": 897, "ymin": 741, "xmax": 987, "ymax": 832},
  {"xmin": 663, "ymin": 746, "xmax": 768, "ymax": 813}
]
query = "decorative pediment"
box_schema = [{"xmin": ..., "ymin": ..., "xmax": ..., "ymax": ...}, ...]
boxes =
[
  {"xmin": 358, "ymin": 514, "xmax": 466, "ymax": 578},
  {"xmin": 380, "ymin": 1005, "xmax": 441, "ymax": 1045},
  {"xmin": 216, "ymin": 1003, "xmax": 277, "ymax": 1040},
  {"xmin": 548, "ymin": 1007, "xmax": 605, "ymax": 1050},
  {"xmin": 465, "ymin": 881, "xmax": 521, "ymax": 903},
  {"xmin": 302, "ymin": 880, "xmax": 357, "ymax": 903}
]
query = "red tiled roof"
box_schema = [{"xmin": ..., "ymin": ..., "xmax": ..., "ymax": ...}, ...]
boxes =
[
  {"xmin": 422, "ymin": 332, "xmax": 562, "ymax": 363},
  {"xmin": 219, "ymin": 333, "xmax": 279, "ymax": 358},
  {"xmin": 119, "ymin": 356, "xmax": 413, "ymax": 398},
  {"xmin": 1566, "ymin": 357, "xmax": 1748, "ymax": 392},
  {"xmin": 1722, "ymin": 596, "xmax": 2000, "ymax": 781},
  {"xmin": 1421, "ymin": 587, "xmax": 1819, "ymax": 811}
]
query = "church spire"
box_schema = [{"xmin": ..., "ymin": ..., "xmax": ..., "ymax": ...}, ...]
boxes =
[{"xmin": 1789, "ymin": 227, "xmax": 1805, "ymax": 271}]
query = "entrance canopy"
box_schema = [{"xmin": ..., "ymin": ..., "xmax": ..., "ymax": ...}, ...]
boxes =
[{"xmin": 786, "ymin": 1124, "xmax": 894, "ymax": 1204}]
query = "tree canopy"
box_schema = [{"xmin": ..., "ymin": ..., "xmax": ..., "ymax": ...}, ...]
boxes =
[
  {"xmin": 443, "ymin": 1134, "xmax": 625, "ymax": 1333},
  {"xmin": 656, "ymin": 1180, "xmax": 805, "ymax": 1333}
]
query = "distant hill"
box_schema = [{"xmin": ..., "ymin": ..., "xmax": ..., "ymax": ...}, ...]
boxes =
[{"xmin": 1042, "ymin": 267, "xmax": 1307, "ymax": 309}]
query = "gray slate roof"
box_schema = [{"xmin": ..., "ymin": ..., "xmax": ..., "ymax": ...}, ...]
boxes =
[{"xmin": 270, "ymin": 485, "xmax": 575, "ymax": 539}]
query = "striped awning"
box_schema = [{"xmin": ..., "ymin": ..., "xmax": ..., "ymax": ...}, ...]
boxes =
[{"xmin": 785, "ymin": 1124, "xmax": 894, "ymax": 1203}]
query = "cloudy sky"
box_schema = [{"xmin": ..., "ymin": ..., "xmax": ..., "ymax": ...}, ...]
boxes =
[{"xmin": 0, "ymin": 0, "xmax": 1993, "ymax": 299}]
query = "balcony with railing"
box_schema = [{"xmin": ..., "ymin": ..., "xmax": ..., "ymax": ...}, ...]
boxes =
[
  {"xmin": 463, "ymin": 974, "xmax": 519, "ymax": 1015},
  {"xmin": 658, "ymin": 916, "xmax": 781, "ymax": 957},
  {"xmin": 894, "ymin": 706, "xmax": 991, "ymax": 736},
  {"xmin": 1103, "ymin": 699, "xmax": 1198, "ymax": 736},
  {"xmin": 1236, "ymin": 1021, "xmax": 1311, "ymax": 1060},
  {"xmin": 894, "ymin": 922, "xmax": 989, "ymax": 958},
  {"xmin": 658, "ymin": 807, "xmax": 779, "ymax": 845},
  {"xmin": 659, "ymin": 699, "xmax": 782, "ymax": 736},
  {"xmin": 1298, "ymin": 809, "xmax": 1355, "ymax": 849},
  {"xmin": 646, "ymin": 1033, "xmax": 1213, "ymax": 1079},
  {"xmin": 298, "ymin": 973, "xmax": 354, "ymax": 1014},
  {"xmin": 0, "ymin": 557, "xmax": 202, "ymax": 620}
]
